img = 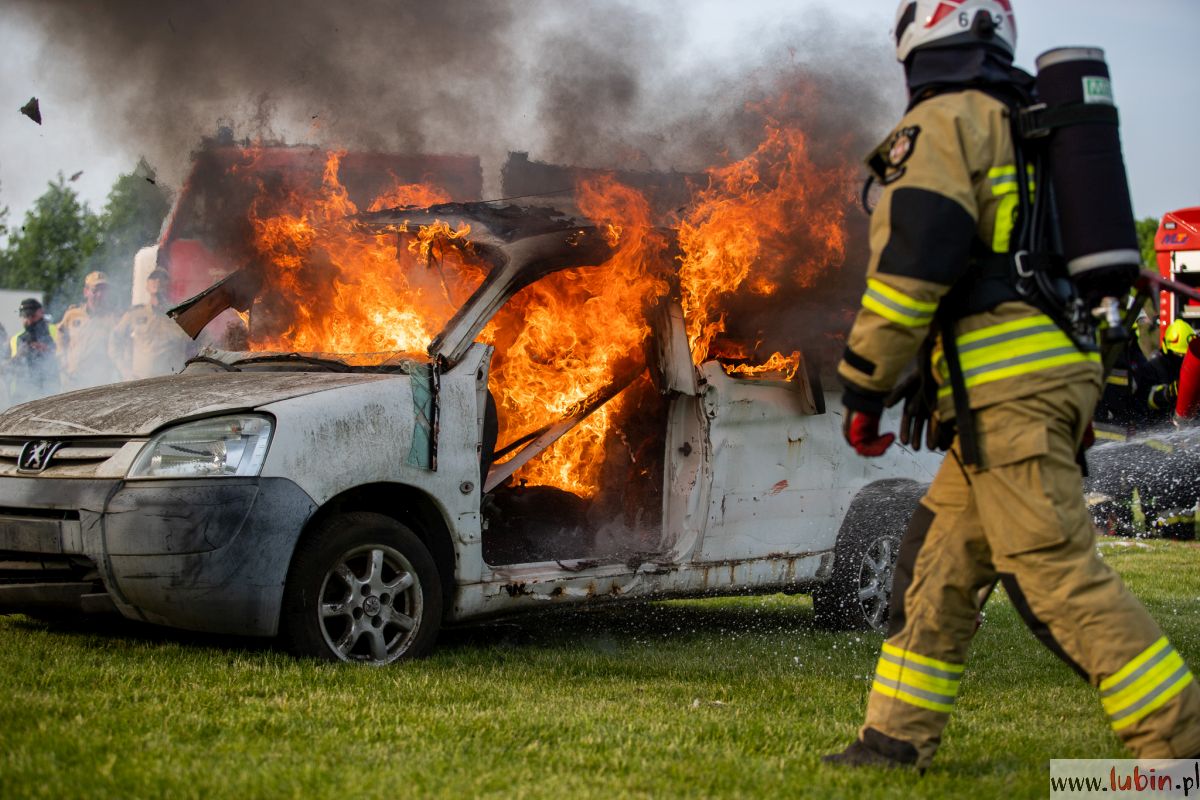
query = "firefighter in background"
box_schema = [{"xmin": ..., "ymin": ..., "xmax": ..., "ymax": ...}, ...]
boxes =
[
  {"xmin": 9, "ymin": 298, "xmax": 59, "ymax": 404},
  {"xmin": 109, "ymin": 268, "xmax": 195, "ymax": 381},
  {"xmin": 1093, "ymin": 306, "xmax": 1155, "ymax": 442},
  {"xmin": 825, "ymin": 0, "xmax": 1200, "ymax": 769},
  {"xmin": 1089, "ymin": 317, "xmax": 1197, "ymax": 539},
  {"xmin": 1135, "ymin": 319, "xmax": 1195, "ymax": 421},
  {"xmin": 1093, "ymin": 343, "xmax": 1148, "ymax": 442},
  {"xmin": 59, "ymin": 271, "xmax": 121, "ymax": 390}
]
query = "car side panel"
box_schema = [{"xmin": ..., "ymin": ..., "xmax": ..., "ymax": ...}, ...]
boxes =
[{"xmin": 696, "ymin": 365, "xmax": 940, "ymax": 563}]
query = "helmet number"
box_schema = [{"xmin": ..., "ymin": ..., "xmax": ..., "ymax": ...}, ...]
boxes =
[{"xmin": 958, "ymin": 11, "xmax": 1004, "ymax": 28}]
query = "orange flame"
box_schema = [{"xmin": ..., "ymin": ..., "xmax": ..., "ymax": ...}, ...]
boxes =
[
  {"xmin": 486, "ymin": 175, "xmax": 669, "ymax": 494},
  {"xmin": 234, "ymin": 89, "xmax": 854, "ymax": 497},
  {"xmin": 248, "ymin": 152, "xmax": 484, "ymax": 355},
  {"xmin": 724, "ymin": 351, "xmax": 802, "ymax": 381},
  {"xmin": 367, "ymin": 181, "xmax": 451, "ymax": 212},
  {"xmin": 677, "ymin": 106, "xmax": 851, "ymax": 362},
  {"xmin": 409, "ymin": 220, "xmax": 472, "ymax": 268}
]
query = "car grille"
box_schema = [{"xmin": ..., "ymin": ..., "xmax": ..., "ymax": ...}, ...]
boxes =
[{"xmin": 0, "ymin": 438, "xmax": 131, "ymax": 473}]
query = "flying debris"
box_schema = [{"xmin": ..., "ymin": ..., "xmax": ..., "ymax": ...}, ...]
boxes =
[{"xmin": 19, "ymin": 97, "xmax": 41, "ymax": 125}]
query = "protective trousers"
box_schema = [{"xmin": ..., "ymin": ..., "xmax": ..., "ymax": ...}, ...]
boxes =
[{"xmin": 862, "ymin": 381, "xmax": 1200, "ymax": 767}]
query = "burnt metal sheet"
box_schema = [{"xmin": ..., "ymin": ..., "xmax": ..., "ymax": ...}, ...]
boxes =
[
  {"xmin": 651, "ymin": 299, "xmax": 699, "ymax": 396},
  {"xmin": 465, "ymin": 549, "xmax": 832, "ymax": 618}
]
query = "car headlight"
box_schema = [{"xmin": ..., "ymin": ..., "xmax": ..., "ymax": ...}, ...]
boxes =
[{"xmin": 128, "ymin": 415, "xmax": 274, "ymax": 479}]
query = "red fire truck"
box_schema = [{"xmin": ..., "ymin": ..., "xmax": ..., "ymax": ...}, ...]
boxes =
[{"xmin": 1155, "ymin": 206, "xmax": 1200, "ymax": 331}]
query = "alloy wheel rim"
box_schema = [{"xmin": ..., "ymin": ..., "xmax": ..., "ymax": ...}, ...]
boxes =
[
  {"xmin": 856, "ymin": 536, "xmax": 894, "ymax": 633},
  {"xmin": 317, "ymin": 544, "xmax": 422, "ymax": 664}
]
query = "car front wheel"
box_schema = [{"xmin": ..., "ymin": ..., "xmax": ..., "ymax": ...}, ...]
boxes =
[{"xmin": 281, "ymin": 512, "xmax": 442, "ymax": 664}]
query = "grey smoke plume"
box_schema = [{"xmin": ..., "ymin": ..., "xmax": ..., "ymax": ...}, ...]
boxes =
[{"xmin": 7, "ymin": 0, "xmax": 899, "ymax": 190}]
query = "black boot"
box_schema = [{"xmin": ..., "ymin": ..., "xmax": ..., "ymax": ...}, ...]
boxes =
[{"xmin": 821, "ymin": 728, "xmax": 920, "ymax": 770}]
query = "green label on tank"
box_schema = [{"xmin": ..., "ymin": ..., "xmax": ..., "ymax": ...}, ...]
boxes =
[{"xmin": 1083, "ymin": 76, "xmax": 1114, "ymax": 105}]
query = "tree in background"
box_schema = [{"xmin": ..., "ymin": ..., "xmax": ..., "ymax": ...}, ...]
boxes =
[
  {"xmin": 0, "ymin": 204, "xmax": 10, "ymax": 278},
  {"xmin": 1131, "ymin": 216, "xmax": 1164, "ymax": 355},
  {"xmin": 0, "ymin": 161, "xmax": 171, "ymax": 317},
  {"xmin": 0, "ymin": 175, "xmax": 100, "ymax": 316},
  {"xmin": 1137, "ymin": 216, "xmax": 1159, "ymax": 268},
  {"xmin": 89, "ymin": 159, "xmax": 172, "ymax": 306}
]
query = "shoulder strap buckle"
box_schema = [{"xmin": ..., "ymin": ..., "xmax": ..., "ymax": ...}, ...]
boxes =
[
  {"xmin": 1017, "ymin": 103, "xmax": 1050, "ymax": 140},
  {"xmin": 1013, "ymin": 250, "xmax": 1035, "ymax": 279}
]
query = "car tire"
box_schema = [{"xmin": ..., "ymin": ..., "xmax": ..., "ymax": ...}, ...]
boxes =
[
  {"xmin": 281, "ymin": 512, "xmax": 443, "ymax": 664},
  {"xmin": 813, "ymin": 481, "xmax": 922, "ymax": 633}
]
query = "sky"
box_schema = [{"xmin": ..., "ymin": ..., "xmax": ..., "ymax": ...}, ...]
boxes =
[{"xmin": 0, "ymin": 0, "xmax": 1197, "ymax": 229}]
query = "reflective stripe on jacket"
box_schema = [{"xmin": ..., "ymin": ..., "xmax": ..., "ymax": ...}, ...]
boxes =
[{"xmin": 934, "ymin": 312, "xmax": 1101, "ymax": 401}]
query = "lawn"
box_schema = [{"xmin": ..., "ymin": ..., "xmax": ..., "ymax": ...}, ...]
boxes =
[{"xmin": 0, "ymin": 539, "xmax": 1197, "ymax": 799}]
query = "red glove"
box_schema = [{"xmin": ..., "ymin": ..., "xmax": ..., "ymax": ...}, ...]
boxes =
[
  {"xmin": 1081, "ymin": 420, "xmax": 1096, "ymax": 451},
  {"xmin": 843, "ymin": 408, "xmax": 895, "ymax": 457}
]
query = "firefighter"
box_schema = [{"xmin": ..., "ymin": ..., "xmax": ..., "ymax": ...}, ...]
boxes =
[
  {"xmin": 824, "ymin": 0, "xmax": 1200, "ymax": 769},
  {"xmin": 109, "ymin": 268, "xmax": 194, "ymax": 381},
  {"xmin": 59, "ymin": 271, "xmax": 121, "ymax": 390},
  {"xmin": 1134, "ymin": 319, "xmax": 1195, "ymax": 420},
  {"xmin": 1093, "ymin": 307, "xmax": 1155, "ymax": 442}
]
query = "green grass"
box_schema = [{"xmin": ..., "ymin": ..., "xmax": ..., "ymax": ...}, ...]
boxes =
[{"xmin": 0, "ymin": 540, "xmax": 1197, "ymax": 799}]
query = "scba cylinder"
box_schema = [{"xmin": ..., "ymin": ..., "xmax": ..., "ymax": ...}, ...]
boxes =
[{"xmin": 1036, "ymin": 47, "xmax": 1139, "ymax": 296}]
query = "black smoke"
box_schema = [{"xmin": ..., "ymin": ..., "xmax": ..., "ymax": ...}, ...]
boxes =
[
  {"xmin": 8, "ymin": 0, "xmax": 904, "ymax": 376},
  {"xmin": 7, "ymin": 0, "xmax": 899, "ymax": 186}
]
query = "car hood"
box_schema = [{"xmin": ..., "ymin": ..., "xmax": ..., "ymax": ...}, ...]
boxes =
[{"xmin": 0, "ymin": 371, "xmax": 400, "ymax": 438}]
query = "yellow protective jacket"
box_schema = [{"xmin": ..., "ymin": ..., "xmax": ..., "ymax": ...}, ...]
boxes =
[{"xmin": 838, "ymin": 89, "xmax": 1102, "ymax": 417}]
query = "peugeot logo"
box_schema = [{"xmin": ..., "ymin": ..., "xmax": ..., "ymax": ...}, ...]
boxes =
[{"xmin": 18, "ymin": 440, "xmax": 64, "ymax": 473}]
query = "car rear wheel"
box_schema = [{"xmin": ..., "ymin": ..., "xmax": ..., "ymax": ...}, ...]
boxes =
[
  {"xmin": 281, "ymin": 512, "xmax": 442, "ymax": 664},
  {"xmin": 813, "ymin": 481, "xmax": 921, "ymax": 633}
]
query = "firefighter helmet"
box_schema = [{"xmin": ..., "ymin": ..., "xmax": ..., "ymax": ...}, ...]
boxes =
[
  {"xmin": 1162, "ymin": 319, "xmax": 1195, "ymax": 356},
  {"xmin": 893, "ymin": 0, "xmax": 1017, "ymax": 63}
]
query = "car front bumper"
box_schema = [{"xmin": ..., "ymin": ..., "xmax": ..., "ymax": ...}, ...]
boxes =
[{"xmin": 0, "ymin": 476, "xmax": 316, "ymax": 636}]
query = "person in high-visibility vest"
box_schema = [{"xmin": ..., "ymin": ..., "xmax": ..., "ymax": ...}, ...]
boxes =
[
  {"xmin": 9, "ymin": 297, "xmax": 59, "ymax": 404},
  {"xmin": 825, "ymin": 0, "xmax": 1200, "ymax": 770}
]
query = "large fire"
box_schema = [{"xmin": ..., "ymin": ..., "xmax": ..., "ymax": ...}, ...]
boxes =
[
  {"xmin": 248, "ymin": 154, "xmax": 480, "ymax": 355},
  {"xmin": 678, "ymin": 106, "xmax": 850, "ymax": 367},
  {"xmin": 238, "ymin": 95, "xmax": 852, "ymax": 496},
  {"xmin": 484, "ymin": 176, "xmax": 670, "ymax": 493}
]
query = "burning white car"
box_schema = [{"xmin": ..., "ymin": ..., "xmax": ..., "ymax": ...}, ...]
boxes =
[{"xmin": 0, "ymin": 201, "xmax": 938, "ymax": 663}]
